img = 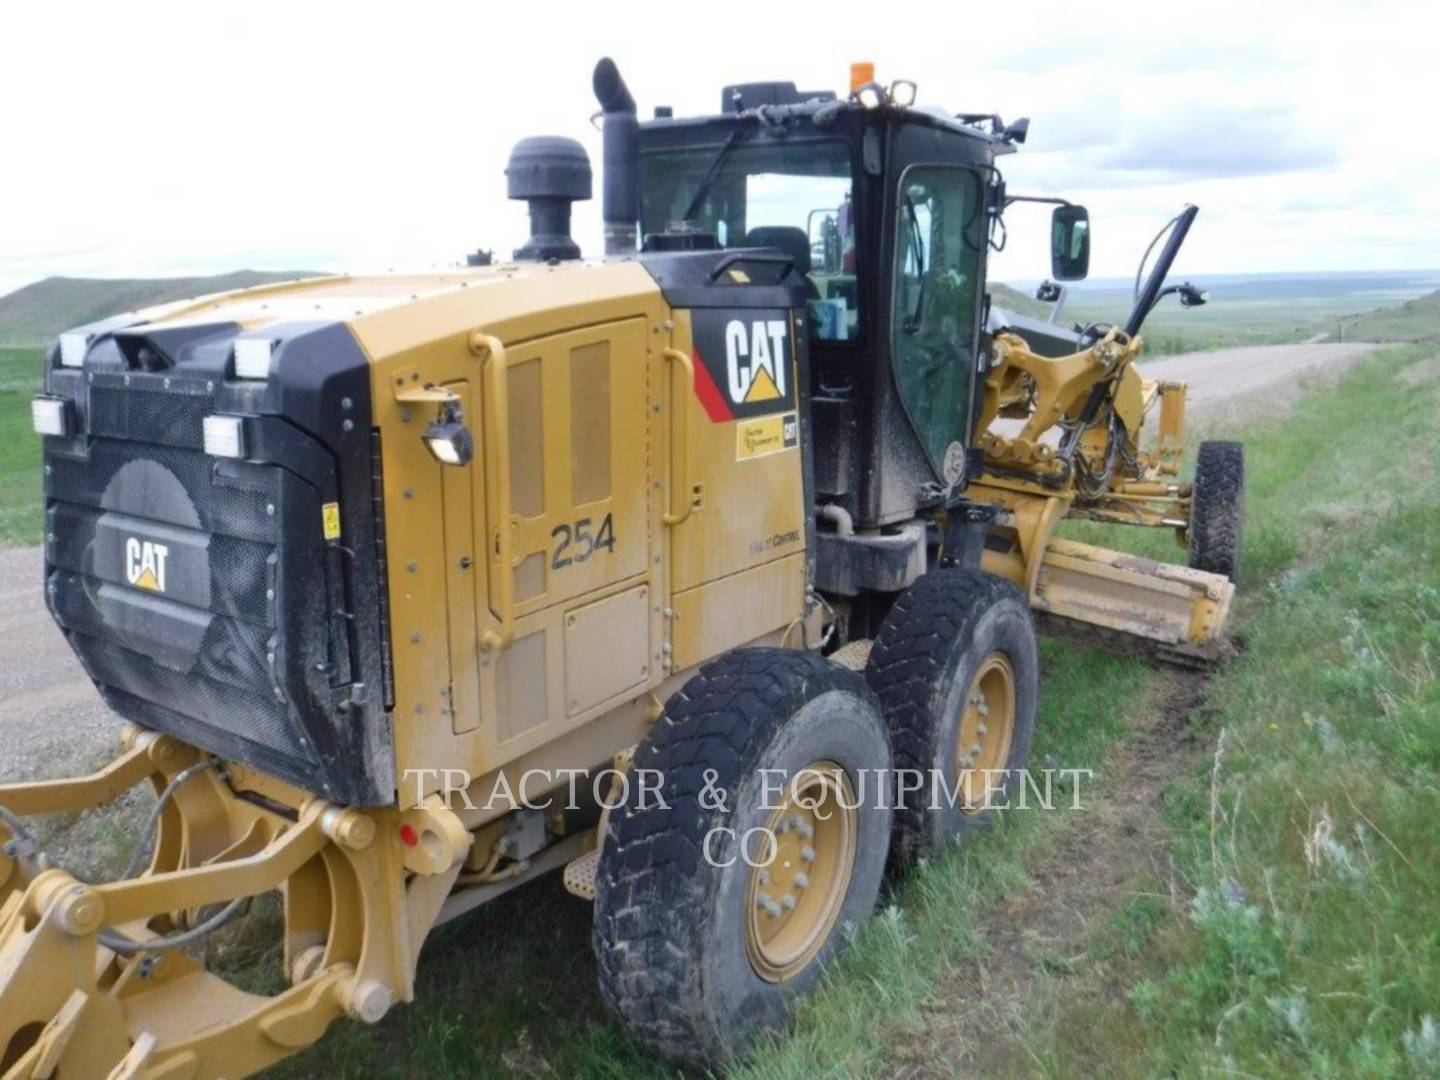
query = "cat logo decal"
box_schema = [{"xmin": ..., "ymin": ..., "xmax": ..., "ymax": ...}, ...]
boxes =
[{"xmin": 125, "ymin": 537, "xmax": 169, "ymax": 593}]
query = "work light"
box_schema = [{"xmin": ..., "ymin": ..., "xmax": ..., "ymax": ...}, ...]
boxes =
[
  {"xmin": 234, "ymin": 338, "xmax": 275, "ymax": 380},
  {"xmin": 203, "ymin": 414, "xmax": 248, "ymax": 459},
  {"xmin": 424, "ymin": 402, "xmax": 474, "ymax": 467},
  {"xmin": 59, "ymin": 332, "xmax": 89, "ymax": 368},
  {"xmin": 31, "ymin": 397, "xmax": 73, "ymax": 437}
]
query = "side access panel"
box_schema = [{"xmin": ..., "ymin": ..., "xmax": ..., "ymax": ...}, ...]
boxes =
[{"xmin": 666, "ymin": 307, "xmax": 808, "ymax": 669}]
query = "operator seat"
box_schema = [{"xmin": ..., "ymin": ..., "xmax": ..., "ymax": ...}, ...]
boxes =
[{"xmin": 742, "ymin": 226, "xmax": 819, "ymax": 298}]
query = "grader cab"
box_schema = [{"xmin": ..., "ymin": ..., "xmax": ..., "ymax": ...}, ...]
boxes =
[{"xmin": 2, "ymin": 58, "xmax": 1241, "ymax": 1076}]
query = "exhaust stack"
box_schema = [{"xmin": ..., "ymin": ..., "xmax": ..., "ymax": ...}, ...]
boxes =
[{"xmin": 592, "ymin": 57, "xmax": 639, "ymax": 256}]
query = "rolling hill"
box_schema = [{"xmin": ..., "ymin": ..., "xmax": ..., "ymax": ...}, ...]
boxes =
[
  {"xmin": 989, "ymin": 281, "xmax": 1051, "ymax": 319},
  {"xmin": 0, "ymin": 270, "xmax": 323, "ymax": 345},
  {"xmin": 1336, "ymin": 287, "xmax": 1440, "ymax": 343}
]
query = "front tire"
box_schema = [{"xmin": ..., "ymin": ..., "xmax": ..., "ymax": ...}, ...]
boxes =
[
  {"xmin": 1188, "ymin": 440, "xmax": 1245, "ymax": 583},
  {"xmin": 593, "ymin": 649, "xmax": 892, "ymax": 1069},
  {"xmin": 866, "ymin": 569, "xmax": 1040, "ymax": 863}
]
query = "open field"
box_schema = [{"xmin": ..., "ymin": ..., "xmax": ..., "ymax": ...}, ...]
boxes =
[{"xmin": 1056, "ymin": 271, "xmax": 1440, "ymax": 354}]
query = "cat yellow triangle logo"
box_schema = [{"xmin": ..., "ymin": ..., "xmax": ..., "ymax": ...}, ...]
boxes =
[
  {"xmin": 743, "ymin": 364, "xmax": 782, "ymax": 403},
  {"xmin": 134, "ymin": 567, "xmax": 161, "ymax": 591}
]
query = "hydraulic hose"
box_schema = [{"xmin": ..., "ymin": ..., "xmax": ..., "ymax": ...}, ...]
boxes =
[{"xmin": 120, "ymin": 757, "xmax": 220, "ymax": 880}]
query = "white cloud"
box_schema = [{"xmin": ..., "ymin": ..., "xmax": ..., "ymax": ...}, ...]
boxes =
[{"xmin": 0, "ymin": 0, "xmax": 1436, "ymax": 295}]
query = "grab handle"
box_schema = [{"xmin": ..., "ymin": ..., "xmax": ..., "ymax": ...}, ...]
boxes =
[
  {"xmin": 662, "ymin": 348, "xmax": 694, "ymax": 527},
  {"xmin": 469, "ymin": 332, "xmax": 514, "ymax": 650}
]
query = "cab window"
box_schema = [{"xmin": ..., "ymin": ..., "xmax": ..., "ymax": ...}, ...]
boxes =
[
  {"xmin": 639, "ymin": 139, "xmax": 860, "ymax": 341},
  {"xmin": 891, "ymin": 166, "xmax": 985, "ymax": 477}
]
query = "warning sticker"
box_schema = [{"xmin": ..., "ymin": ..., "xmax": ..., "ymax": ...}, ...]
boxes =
[
  {"xmin": 736, "ymin": 411, "xmax": 799, "ymax": 461},
  {"xmin": 322, "ymin": 502, "xmax": 342, "ymax": 541}
]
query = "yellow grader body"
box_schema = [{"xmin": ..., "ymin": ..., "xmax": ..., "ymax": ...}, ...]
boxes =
[{"xmin": 2, "ymin": 59, "xmax": 1241, "ymax": 1076}]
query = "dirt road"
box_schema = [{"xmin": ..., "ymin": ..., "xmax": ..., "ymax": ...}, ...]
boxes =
[
  {"xmin": 0, "ymin": 342, "xmax": 1377, "ymax": 782},
  {"xmin": 1141, "ymin": 341, "xmax": 1373, "ymax": 416},
  {"xmin": 0, "ymin": 545, "xmax": 118, "ymax": 780}
]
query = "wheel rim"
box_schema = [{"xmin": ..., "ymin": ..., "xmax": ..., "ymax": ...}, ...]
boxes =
[
  {"xmin": 745, "ymin": 761, "xmax": 857, "ymax": 983},
  {"xmin": 954, "ymin": 652, "xmax": 1017, "ymax": 814}
]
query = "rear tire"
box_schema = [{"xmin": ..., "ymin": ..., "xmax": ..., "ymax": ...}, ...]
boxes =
[
  {"xmin": 866, "ymin": 569, "xmax": 1039, "ymax": 863},
  {"xmin": 593, "ymin": 648, "xmax": 892, "ymax": 1069},
  {"xmin": 1188, "ymin": 440, "xmax": 1245, "ymax": 583}
]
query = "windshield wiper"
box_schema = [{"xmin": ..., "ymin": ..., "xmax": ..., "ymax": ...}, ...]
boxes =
[{"xmin": 681, "ymin": 125, "xmax": 751, "ymax": 223}]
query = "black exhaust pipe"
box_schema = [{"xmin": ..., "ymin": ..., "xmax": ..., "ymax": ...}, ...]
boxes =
[{"xmin": 593, "ymin": 57, "xmax": 639, "ymax": 256}]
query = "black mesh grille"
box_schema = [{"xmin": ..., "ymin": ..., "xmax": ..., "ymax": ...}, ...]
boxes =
[
  {"xmin": 46, "ymin": 503, "xmax": 274, "ymax": 627},
  {"xmin": 80, "ymin": 634, "xmax": 309, "ymax": 762},
  {"xmin": 50, "ymin": 570, "xmax": 278, "ymax": 697},
  {"xmin": 48, "ymin": 439, "xmax": 275, "ymax": 543},
  {"xmin": 45, "ymin": 429, "xmax": 341, "ymax": 796},
  {"xmin": 89, "ymin": 386, "xmax": 211, "ymax": 450}
]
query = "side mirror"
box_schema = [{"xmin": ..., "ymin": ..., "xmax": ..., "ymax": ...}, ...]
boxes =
[
  {"xmin": 1035, "ymin": 280, "xmax": 1063, "ymax": 303},
  {"xmin": 1050, "ymin": 205, "xmax": 1090, "ymax": 281}
]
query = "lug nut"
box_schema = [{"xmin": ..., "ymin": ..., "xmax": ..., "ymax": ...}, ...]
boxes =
[
  {"xmin": 801, "ymin": 845, "xmax": 816, "ymax": 863},
  {"xmin": 781, "ymin": 894, "xmax": 797, "ymax": 911},
  {"xmin": 794, "ymin": 872, "xmax": 810, "ymax": 889}
]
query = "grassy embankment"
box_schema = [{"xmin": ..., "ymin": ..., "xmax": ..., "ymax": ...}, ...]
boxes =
[{"xmin": 1003, "ymin": 345, "xmax": 1440, "ymax": 1076}]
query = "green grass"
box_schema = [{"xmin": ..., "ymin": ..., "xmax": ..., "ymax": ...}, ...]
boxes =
[
  {"xmin": 0, "ymin": 346, "xmax": 43, "ymax": 545},
  {"xmin": 1334, "ymin": 288, "xmax": 1440, "ymax": 344},
  {"xmin": 1002, "ymin": 346, "xmax": 1440, "ymax": 1076}
]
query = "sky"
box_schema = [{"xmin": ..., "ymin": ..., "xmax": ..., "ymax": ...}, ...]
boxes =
[{"xmin": 2, "ymin": 0, "xmax": 1436, "ymax": 298}]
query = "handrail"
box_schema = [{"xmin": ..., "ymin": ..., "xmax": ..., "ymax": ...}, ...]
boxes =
[
  {"xmin": 661, "ymin": 348, "xmax": 694, "ymax": 527},
  {"xmin": 469, "ymin": 331, "xmax": 514, "ymax": 651}
]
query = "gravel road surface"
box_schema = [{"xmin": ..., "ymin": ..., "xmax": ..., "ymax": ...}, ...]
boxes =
[{"xmin": 0, "ymin": 342, "xmax": 1378, "ymax": 782}]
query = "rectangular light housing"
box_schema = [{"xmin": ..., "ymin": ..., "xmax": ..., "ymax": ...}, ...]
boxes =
[
  {"xmin": 234, "ymin": 337, "xmax": 275, "ymax": 380},
  {"xmin": 31, "ymin": 397, "xmax": 73, "ymax": 437},
  {"xmin": 203, "ymin": 414, "xmax": 248, "ymax": 459},
  {"xmin": 59, "ymin": 332, "xmax": 89, "ymax": 368}
]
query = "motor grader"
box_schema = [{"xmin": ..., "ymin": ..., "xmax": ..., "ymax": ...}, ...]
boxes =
[{"xmin": 2, "ymin": 57, "xmax": 1243, "ymax": 1076}]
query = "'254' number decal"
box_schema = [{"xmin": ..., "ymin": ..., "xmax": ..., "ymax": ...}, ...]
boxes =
[{"xmin": 551, "ymin": 513, "xmax": 616, "ymax": 571}]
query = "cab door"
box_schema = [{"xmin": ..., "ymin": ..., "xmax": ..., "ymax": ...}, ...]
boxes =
[{"xmin": 889, "ymin": 165, "xmax": 987, "ymax": 482}]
